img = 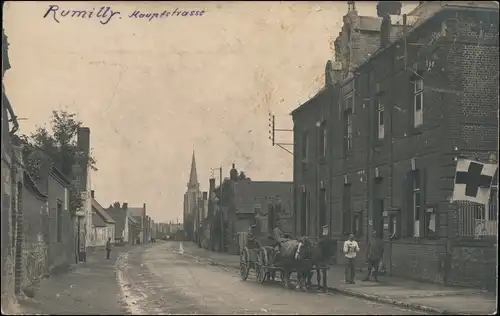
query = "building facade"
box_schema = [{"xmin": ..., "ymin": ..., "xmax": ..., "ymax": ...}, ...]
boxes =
[
  {"xmin": 90, "ymin": 191, "xmax": 115, "ymax": 248},
  {"xmin": 21, "ymin": 171, "xmax": 49, "ymax": 294},
  {"xmin": 292, "ymin": 1, "xmax": 498, "ymax": 291}
]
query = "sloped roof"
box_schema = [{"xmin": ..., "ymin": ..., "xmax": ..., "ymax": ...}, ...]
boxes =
[
  {"xmin": 92, "ymin": 212, "xmax": 107, "ymax": 227},
  {"xmin": 128, "ymin": 216, "xmax": 139, "ymax": 226},
  {"xmin": 91, "ymin": 198, "xmax": 115, "ymax": 224},
  {"xmin": 129, "ymin": 207, "xmax": 145, "ymax": 217}
]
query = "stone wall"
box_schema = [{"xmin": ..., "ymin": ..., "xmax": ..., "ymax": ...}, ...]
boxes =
[
  {"xmin": 21, "ymin": 177, "xmax": 49, "ymax": 293},
  {"xmin": 381, "ymin": 239, "xmax": 497, "ymax": 292}
]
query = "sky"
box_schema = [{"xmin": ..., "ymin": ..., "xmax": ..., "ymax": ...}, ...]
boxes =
[{"xmin": 4, "ymin": 1, "xmax": 418, "ymax": 223}]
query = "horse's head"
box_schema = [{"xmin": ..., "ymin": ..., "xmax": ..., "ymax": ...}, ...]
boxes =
[{"xmin": 294, "ymin": 237, "xmax": 312, "ymax": 260}]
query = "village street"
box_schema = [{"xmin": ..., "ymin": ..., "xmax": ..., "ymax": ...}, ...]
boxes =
[
  {"xmin": 18, "ymin": 241, "xmax": 425, "ymax": 315},
  {"xmin": 115, "ymin": 241, "xmax": 424, "ymax": 315}
]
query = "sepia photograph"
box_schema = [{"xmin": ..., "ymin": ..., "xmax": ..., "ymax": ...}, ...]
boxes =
[{"xmin": 1, "ymin": 1, "xmax": 498, "ymax": 315}]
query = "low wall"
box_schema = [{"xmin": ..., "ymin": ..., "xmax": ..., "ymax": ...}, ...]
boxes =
[
  {"xmin": 21, "ymin": 242, "xmax": 48, "ymax": 292},
  {"xmin": 383, "ymin": 238, "xmax": 497, "ymax": 291}
]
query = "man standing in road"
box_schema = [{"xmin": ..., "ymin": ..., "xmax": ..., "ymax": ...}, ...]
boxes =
[
  {"xmin": 363, "ymin": 230, "xmax": 384, "ymax": 282},
  {"xmin": 343, "ymin": 233, "xmax": 360, "ymax": 284},
  {"xmin": 105, "ymin": 237, "xmax": 112, "ymax": 259}
]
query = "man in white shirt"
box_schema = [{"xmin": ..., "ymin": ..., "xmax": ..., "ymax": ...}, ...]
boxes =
[{"xmin": 343, "ymin": 233, "xmax": 360, "ymax": 284}]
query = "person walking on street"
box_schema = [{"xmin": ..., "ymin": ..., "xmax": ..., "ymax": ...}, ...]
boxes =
[
  {"xmin": 105, "ymin": 237, "xmax": 112, "ymax": 259},
  {"xmin": 343, "ymin": 233, "xmax": 360, "ymax": 284},
  {"xmin": 363, "ymin": 230, "xmax": 384, "ymax": 282}
]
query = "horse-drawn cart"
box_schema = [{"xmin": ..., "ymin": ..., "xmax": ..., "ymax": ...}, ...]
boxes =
[
  {"xmin": 239, "ymin": 234, "xmax": 332, "ymax": 291},
  {"xmin": 239, "ymin": 235, "xmax": 272, "ymax": 283}
]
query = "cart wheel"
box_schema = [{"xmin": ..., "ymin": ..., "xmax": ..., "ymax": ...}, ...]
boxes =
[
  {"xmin": 240, "ymin": 247, "xmax": 250, "ymax": 281},
  {"xmin": 256, "ymin": 249, "xmax": 267, "ymax": 284}
]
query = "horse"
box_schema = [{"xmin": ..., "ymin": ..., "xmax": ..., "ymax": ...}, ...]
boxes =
[
  {"xmin": 301, "ymin": 237, "xmax": 332, "ymax": 291},
  {"xmin": 263, "ymin": 236, "xmax": 314, "ymax": 290},
  {"xmin": 286, "ymin": 236, "xmax": 315, "ymax": 290}
]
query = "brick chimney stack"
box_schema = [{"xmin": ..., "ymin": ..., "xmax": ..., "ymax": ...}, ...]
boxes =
[
  {"xmin": 77, "ymin": 127, "xmax": 90, "ymax": 155},
  {"xmin": 377, "ymin": 1, "xmax": 401, "ymax": 48},
  {"xmin": 91, "ymin": 190, "xmax": 94, "ymax": 198}
]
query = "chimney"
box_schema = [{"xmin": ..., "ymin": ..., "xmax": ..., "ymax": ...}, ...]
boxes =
[
  {"xmin": 122, "ymin": 202, "xmax": 128, "ymax": 210},
  {"xmin": 91, "ymin": 190, "xmax": 94, "ymax": 198},
  {"xmin": 77, "ymin": 127, "xmax": 90, "ymax": 154},
  {"xmin": 380, "ymin": 15, "xmax": 391, "ymax": 48},
  {"xmin": 230, "ymin": 163, "xmax": 238, "ymax": 181},
  {"xmin": 113, "ymin": 202, "xmax": 121, "ymax": 209},
  {"xmin": 203, "ymin": 191, "xmax": 208, "ymax": 200},
  {"xmin": 377, "ymin": 2, "xmax": 401, "ymax": 49}
]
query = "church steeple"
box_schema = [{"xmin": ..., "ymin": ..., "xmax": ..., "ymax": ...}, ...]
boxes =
[{"xmin": 187, "ymin": 150, "xmax": 199, "ymax": 189}]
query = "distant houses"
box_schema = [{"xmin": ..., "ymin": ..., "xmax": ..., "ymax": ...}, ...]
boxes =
[
  {"xmin": 90, "ymin": 190, "xmax": 115, "ymax": 248},
  {"xmin": 186, "ymin": 160, "xmax": 294, "ymax": 255},
  {"xmin": 106, "ymin": 202, "xmax": 153, "ymax": 245}
]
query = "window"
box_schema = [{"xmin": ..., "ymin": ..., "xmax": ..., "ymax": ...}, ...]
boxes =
[
  {"xmin": 342, "ymin": 184, "xmax": 352, "ymax": 234},
  {"xmin": 57, "ymin": 201, "xmax": 63, "ymax": 242},
  {"xmin": 353, "ymin": 212, "xmax": 363, "ymax": 237},
  {"xmin": 319, "ymin": 188, "xmax": 327, "ymax": 231},
  {"xmin": 414, "ymin": 79, "xmax": 423, "ymax": 127},
  {"xmin": 424, "ymin": 210, "xmax": 437, "ymax": 238},
  {"xmin": 412, "ymin": 171, "xmax": 421, "ymax": 237},
  {"xmin": 319, "ymin": 123, "xmax": 327, "ymax": 158},
  {"xmin": 343, "ymin": 110, "xmax": 353, "ymax": 152},
  {"xmin": 301, "ymin": 132, "xmax": 309, "ymax": 164},
  {"xmin": 376, "ymin": 100, "xmax": 385, "ymax": 140}
]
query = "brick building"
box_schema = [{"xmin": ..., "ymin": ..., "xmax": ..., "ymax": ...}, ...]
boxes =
[{"xmin": 292, "ymin": 1, "xmax": 498, "ymax": 291}]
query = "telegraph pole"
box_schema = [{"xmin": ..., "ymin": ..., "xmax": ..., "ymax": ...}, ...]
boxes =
[{"xmin": 268, "ymin": 112, "xmax": 293, "ymax": 155}]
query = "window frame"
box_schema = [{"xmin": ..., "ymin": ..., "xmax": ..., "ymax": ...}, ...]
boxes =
[
  {"xmin": 376, "ymin": 100, "xmax": 385, "ymax": 140},
  {"xmin": 412, "ymin": 172, "xmax": 421, "ymax": 237},
  {"xmin": 319, "ymin": 123, "xmax": 328, "ymax": 158},
  {"xmin": 414, "ymin": 79, "xmax": 424, "ymax": 127},
  {"xmin": 343, "ymin": 109, "xmax": 353, "ymax": 152},
  {"xmin": 319, "ymin": 188, "xmax": 327, "ymax": 229}
]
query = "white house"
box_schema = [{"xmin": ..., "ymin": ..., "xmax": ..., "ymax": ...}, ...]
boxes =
[{"xmin": 90, "ymin": 191, "xmax": 115, "ymax": 247}]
